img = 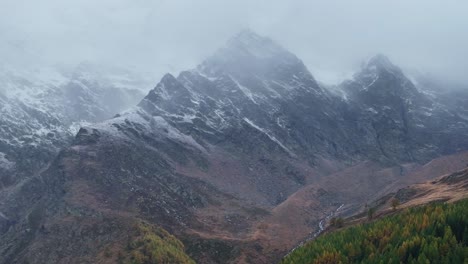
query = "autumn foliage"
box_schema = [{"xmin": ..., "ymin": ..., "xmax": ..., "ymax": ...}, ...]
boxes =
[{"xmin": 282, "ymin": 199, "xmax": 468, "ymax": 264}]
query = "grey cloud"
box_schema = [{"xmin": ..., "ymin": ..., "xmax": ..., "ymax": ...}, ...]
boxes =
[{"xmin": 1, "ymin": 0, "xmax": 467, "ymax": 85}]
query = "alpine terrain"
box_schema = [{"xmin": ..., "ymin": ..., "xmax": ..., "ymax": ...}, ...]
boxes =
[{"xmin": 1, "ymin": 30, "xmax": 468, "ymax": 263}]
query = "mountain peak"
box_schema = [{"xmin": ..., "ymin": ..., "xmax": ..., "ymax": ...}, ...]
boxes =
[
  {"xmin": 160, "ymin": 73, "xmax": 177, "ymax": 83},
  {"xmin": 364, "ymin": 54, "xmax": 401, "ymax": 75},
  {"xmin": 346, "ymin": 54, "xmax": 426, "ymax": 104},
  {"xmin": 226, "ymin": 29, "xmax": 273, "ymax": 51},
  {"xmin": 368, "ymin": 53, "xmax": 392, "ymax": 66},
  {"xmin": 218, "ymin": 29, "xmax": 290, "ymax": 60},
  {"xmin": 198, "ymin": 30, "xmax": 304, "ymax": 79},
  {"xmin": 229, "ymin": 29, "xmax": 264, "ymax": 43}
]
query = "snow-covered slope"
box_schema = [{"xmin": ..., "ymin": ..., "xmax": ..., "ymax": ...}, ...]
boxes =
[
  {"xmin": 338, "ymin": 54, "xmax": 468, "ymax": 161},
  {"xmin": 0, "ymin": 63, "xmax": 151, "ymax": 187},
  {"xmin": 66, "ymin": 32, "xmax": 468, "ymax": 209},
  {"xmin": 79, "ymin": 33, "xmax": 468, "ymax": 170}
]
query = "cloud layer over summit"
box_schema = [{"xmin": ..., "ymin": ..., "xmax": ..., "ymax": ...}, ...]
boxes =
[{"xmin": 1, "ymin": 0, "xmax": 467, "ymax": 84}]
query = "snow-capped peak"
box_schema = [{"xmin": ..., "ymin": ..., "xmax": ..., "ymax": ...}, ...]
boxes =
[
  {"xmin": 364, "ymin": 54, "xmax": 402, "ymax": 76},
  {"xmin": 223, "ymin": 29, "xmax": 287, "ymax": 59},
  {"xmin": 197, "ymin": 30, "xmax": 308, "ymax": 83}
]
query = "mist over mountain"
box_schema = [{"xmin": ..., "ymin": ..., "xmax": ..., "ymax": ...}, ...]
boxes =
[
  {"xmin": 2, "ymin": 1, "xmax": 468, "ymax": 84},
  {"xmin": 0, "ymin": 27, "xmax": 467, "ymax": 263},
  {"xmin": 1, "ymin": 1, "xmax": 468, "ymax": 263}
]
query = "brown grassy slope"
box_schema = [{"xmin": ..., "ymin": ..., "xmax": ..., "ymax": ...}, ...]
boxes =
[
  {"xmin": 334, "ymin": 166, "xmax": 468, "ymax": 231},
  {"xmin": 255, "ymin": 151, "xmax": 468, "ymax": 261}
]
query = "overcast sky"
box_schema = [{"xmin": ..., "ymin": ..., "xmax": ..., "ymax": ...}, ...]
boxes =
[{"xmin": 1, "ymin": 0, "xmax": 467, "ymax": 85}]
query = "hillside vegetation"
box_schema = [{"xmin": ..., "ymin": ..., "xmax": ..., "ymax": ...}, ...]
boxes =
[
  {"xmin": 282, "ymin": 199, "xmax": 468, "ymax": 264},
  {"xmin": 120, "ymin": 223, "xmax": 195, "ymax": 264}
]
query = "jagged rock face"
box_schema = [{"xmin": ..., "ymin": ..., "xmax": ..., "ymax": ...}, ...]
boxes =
[
  {"xmin": 341, "ymin": 55, "xmax": 468, "ymax": 162},
  {"xmin": 139, "ymin": 31, "xmax": 363, "ymax": 166},
  {"xmin": 83, "ymin": 34, "xmax": 468, "ymax": 208},
  {"xmin": 412, "ymin": 74, "xmax": 468, "ymax": 126},
  {"xmin": 137, "ymin": 44, "xmax": 468, "ymax": 171}
]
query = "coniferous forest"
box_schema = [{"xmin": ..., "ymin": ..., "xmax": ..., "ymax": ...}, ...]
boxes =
[{"xmin": 282, "ymin": 199, "xmax": 468, "ymax": 264}]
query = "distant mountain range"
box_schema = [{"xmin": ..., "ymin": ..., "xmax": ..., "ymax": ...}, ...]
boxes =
[{"xmin": 0, "ymin": 63, "xmax": 153, "ymax": 188}]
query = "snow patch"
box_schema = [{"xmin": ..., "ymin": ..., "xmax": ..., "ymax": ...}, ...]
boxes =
[
  {"xmin": 68, "ymin": 121, "xmax": 93, "ymax": 136},
  {"xmin": 93, "ymin": 108, "xmax": 206, "ymax": 152},
  {"xmin": 243, "ymin": 118, "xmax": 295, "ymax": 156},
  {"xmin": 0, "ymin": 152, "xmax": 15, "ymax": 170},
  {"xmin": 276, "ymin": 117, "xmax": 287, "ymax": 129},
  {"xmin": 230, "ymin": 76, "xmax": 258, "ymax": 104},
  {"xmin": 150, "ymin": 116, "xmax": 206, "ymax": 151},
  {"xmin": 196, "ymin": 71, "xmax": 219, "ymax": 82},
  {"xmin": 261, "ymin": 80, "xmax": 282, "ymax": 98},
  {"xmin": 0, "ymin": 211, "xmax": 8, "ymax": 220},
  {"xmin": 366, "ymin": 107, "xmax": 378, "ymax": 114},
  {"xmin": 361, "ymin": 76, "xmax": 379, "ymax": 91}
]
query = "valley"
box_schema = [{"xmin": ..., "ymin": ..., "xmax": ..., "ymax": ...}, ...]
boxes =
[{"xmin": 282, "ymin": 167, "xmax": 468, "ymax": 263}]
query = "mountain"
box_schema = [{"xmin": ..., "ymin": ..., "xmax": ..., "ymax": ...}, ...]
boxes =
[
  {"xmin": 1, "ymin": 31, "xmax": 468, "ymax": 263},
  {"xmin": 340, "ymin": 54, "xmax": 468, "ymax": 163},
  {"xmin": 0, "ymin": 63, "xmax": 149, "ymax": 198},
  {"xmin": 411, "ymin": 72, "xmax": 468, "ymax": 124}
]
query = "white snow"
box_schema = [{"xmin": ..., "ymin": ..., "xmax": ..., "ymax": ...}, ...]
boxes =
[
  {"xmin": 93, "ymin": 108, "xmax": 207, "ymax": 152},
  {"xmin": 261, "ymin": 80, "xmax": 282, "ymax": 98},
  {"xmin": 154, "ymin": 83, "xmax": 171, "ymax": 100},
  {"xmin": 230, "ymin": 76, "xmax": 258, "ymax": 104},
  {"xmin": 361, "ymin": 76, "xmax": 379, "ymax": 91},
  {"xmin": 276, "ymin": 117, "xmax": 287, "ymax": 129},
  {"xmin": 243, "ymin": 118, "xmax": 295, "ymax": 156},
  {"xmin": 68, "ymin": 121, "xmax": 93, "ymax": 136},
  {"xmin": 0, "ymin": 211, "xmax": 8, "ymax": 220},
  {"xmin": 420, "ymin": 106, "xmax": 434, "ymax": 117},
  {"xmin": 150, "ymin": 116, "xmax": 206, "ymax": 150},
  {"xmin": 196, "ymin": 70, "xmax": 219, "ymax": 82},
  {"xmin": 0, "ymin": 152, "xmax": 15, "ymax": 170}
]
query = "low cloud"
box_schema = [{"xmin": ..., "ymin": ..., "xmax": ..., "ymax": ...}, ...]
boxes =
[{"xmin": 1, "ymin": 0, "xmax": 467, "ymax": 85}]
